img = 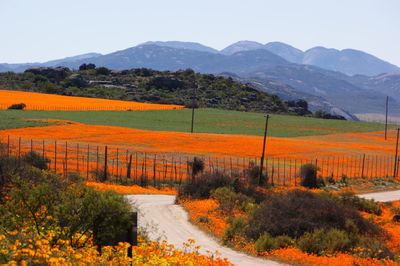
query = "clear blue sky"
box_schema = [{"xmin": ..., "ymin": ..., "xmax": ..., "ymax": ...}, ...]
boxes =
[{"xmin": 1, "ymin": 0, "xmax": 399, "ymax": 65}]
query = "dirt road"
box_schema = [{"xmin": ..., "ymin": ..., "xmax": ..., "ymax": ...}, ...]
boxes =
[
  {"xmin": 126, "ymin": 194, "xmax": 283, "ymax": 266},
  {"xmin": 359, "ymin": 189, "xmax": 400, "ymax": 202}
]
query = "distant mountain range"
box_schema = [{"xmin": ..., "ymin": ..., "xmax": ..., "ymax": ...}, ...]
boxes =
[{"xmin": 1, "ymin": 40, "xmax": 400, "ymax": 118}]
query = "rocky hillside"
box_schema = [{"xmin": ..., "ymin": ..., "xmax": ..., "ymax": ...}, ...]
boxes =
[{"xmin": 0, "ymin": 67, "xmax": 305, "ymax": 115}]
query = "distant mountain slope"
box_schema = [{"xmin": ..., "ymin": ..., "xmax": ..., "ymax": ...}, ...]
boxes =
[
  {"xmin": 241, "ymin": 64, "xmax": 399, "ymax": 115},
  {"xmin": 220, "ymin": 41, "xmax": 265, "ymax": 55},
  {"xmin": 302, "ymin": 47, "xmax": 400, "ymax": 76},
  {"xmin": 44, "ymin": 53, "xmax": 102, "ymax": 67},
  {"xmin": 0, "ymin": 53, "xmax": 102, "ymax": 73},
  {"xmin": 263, "ymin": 42, "xmax": 304, "ymax": 64},
  {"xmin": 219, "ymin": 42, "xmax": 400, "ymax": 76},
  {"xmin": 142, "ymin": 41, "xmax": 218, "ymax": 54},
  {"xmin": 67, "ymin": 45, "xmax": 289, "ymax": 74},
  {"xmin": 2, "ymin": 40, "xmax": 399, "ymax": 77}
]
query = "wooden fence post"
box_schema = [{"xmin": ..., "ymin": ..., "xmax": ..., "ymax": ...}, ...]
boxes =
[
  {"xmin": 7, "ymin": 135, "xmax": 10, "ymax": 158},
  {"xmin": 116, "ymin": 148, "xmax": 119, "ymax": 181},
  {"xmin": 76, "ymin": 143, "xmax": 80, "ymax": 173},
  {"xmin": 127, "ymin": 153, "xmax": 132, "ymax": 180},
  {"xmin": 104, "ymin": 146, "xmax": 108, "ymax": 181},
  {"xmin": 86, "ymin": 144, "xmax": 90, "ymax": 180},
  {"xmin": 361, "ymin": 154, "xmax": 366, "ymax": 178},
  {"xmin": 394, "ymin": 128, "xmax": 400, "ymax": 178},
  {"xmin": 96, "ymin": 146, "xmax": 99, "ymax": 180},
  {"xmin": 42, "ymin": 140, "xmax": 45, "ymax": 160},
  {"xmin": 153, "ymin": 155, "xmax": 157, "ymax": 187},
  {"xmin": 65, "ymin": 142, "xmax": 68, "ymax": 176},
  {"xmin": 18, "ymin": 137, "xmax": 21, "ymax": 163}
]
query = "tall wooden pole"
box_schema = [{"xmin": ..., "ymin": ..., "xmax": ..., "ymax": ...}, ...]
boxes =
[
  {"xmin": 394, "ymin": 128, "xmax": 400, "ymax": 178},
  {"xmin": 385, "ymin": 96, "xmax": 389, "ymax": 140},
  {"xmin": 259, "ymin": 114, "xmax": 270, "ymax": 184}
]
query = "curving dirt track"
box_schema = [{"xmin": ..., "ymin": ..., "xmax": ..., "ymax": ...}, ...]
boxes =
[{"xmin": 126, "ymin": 194, "xmax": 284, "ymax": 266}]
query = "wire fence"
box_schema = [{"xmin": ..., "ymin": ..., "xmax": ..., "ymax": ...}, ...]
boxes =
[{"xmin": 2, "ymin": 136, "xmax": 399, "ymax": 187}]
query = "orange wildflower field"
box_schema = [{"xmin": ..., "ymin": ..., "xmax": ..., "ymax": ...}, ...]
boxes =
[
  {"xmin": 2, "ymin": 120, "xmax": 399, "ymax": 181},
  {"xmin": 0, "ymin": 120, "xmax": 396, "ymax": 159},
  {"xmin": 0, "ymin": 89, "xmax": 184, "ymax": 111}
]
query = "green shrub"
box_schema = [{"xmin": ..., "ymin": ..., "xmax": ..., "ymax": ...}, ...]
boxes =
[
  {"xmin": 254, "ymin": 233, "xmax": 276, "ymax": 252},
  {"xmin": 340, "ymin": 174, "xmax": 348, "ymax": 184},
  {"xmin": 179, "ymin": 171, "xmax": 231, "ymax": 199},
  {"xmin": 297, "ymin": 228, "xmax": 351, "ymax": 255},
  {"xmin": 198, "ymin": 216, "xmax": 210, "ymax": 223},
  {"xmin": 327, "ymin": 175, "xmax": 335, "ymax": 184},
  {"xmin": 0, "ymin": 163, "xmax": 133, "ymax": 249},
  {"xmin": 246, "ymin": 190, "xmax": 382, "ymax": 239},
  {"xmin": 189, "ymin": 157, "xmax": 205, "ymax": 178},
  {"xmin": 355, "ymin": 236, "xmax": 394, "ymax": 259},
  {"xmin": 337, "ymin": 191, "xmax": 382, "ymax": 215},
  {"xmin": 211, "ymin": 187, "xmax": 253, "ymax": 213},
  {"xmin": 316, "ymin": 177, "xmax": 326, "ymax": 188},
  {"xmin": 246, "ymin": 161, "xmax": 267, "ymax": 186},
  {"xmin": 274, "ymin": 235, "xmax": 294, "ymax": 248},
  {"xmin": 300, "ymin": 164, "xmax": 319, "ymax": 188},
  {"xmin": 7, "ymin": 103, "xmax": 26, "ymax": 110},
  {"xmin": 224, "ymin": 217, "xmax": 246, "ymax": 242},
  {"xmin": 22, "ymin": 151, "xmax": 50, "ymax": 170}
]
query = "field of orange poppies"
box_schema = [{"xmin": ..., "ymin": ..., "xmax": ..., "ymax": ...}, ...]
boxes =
[
  {"xmin": 0, "ymin": 89, "xmax": 184, "ymax": 111},
  {"xmin": 0, "ymin": 119, "xmax": 396, "ymax": 159},
  {"xmin": 1, "ymin": 119, "xmax": 398, "ymax": 182}
]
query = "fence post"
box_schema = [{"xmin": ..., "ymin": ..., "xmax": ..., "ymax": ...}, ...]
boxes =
[
  {"xmin": 7, "ymin": 135, "xmax": 10, "ymax": 158},
  {"xmin": 104, "ymin": 146, "xmax": 108, "ymax": 181},
  {"xmin": 64, "ymin": 142, "xmax": 68, "ymax": 176},
  {"xmin": 42, "ymin": 140, "xmax": 45, "ymax": 160},
  {"xmin": 76, "ymin": 143, "xmax": 80, "ymax": 173},
  {"xmin": 361, "ymin": 154, "xmax": 366, "ymax": 178},
  {"xmin": 96, "ymin": 146, "xmax": 99, "ymax": 181},
  {"xmin": 18, "ymin": 137, "xmax": 21, "ymax": 163},
  {"xmin": 87, "ymin": 144, "xmax": 90, "ymax": 180},
  {"xmin": 127, "ymin": 153, "xmax": 132, "ymax": 180},
  {"xmin": 116, "ymin": 148, "xmax": 119, "ymax": 181},
  {"xmin": 153, "ymin": 155, "xmax": 157, "ymax": 187},
  {"xmin": 394, "ymin": 128, "xmax": 400, "ymax": 178},
  {"xmin": 54, "ymin": 140, "xmax": 57, "ymax": 174},
  {"xmin": 294, "ymin": 159, "xmax": 297, "ymax": 186}
]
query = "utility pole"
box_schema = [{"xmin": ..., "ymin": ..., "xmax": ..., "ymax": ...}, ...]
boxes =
[
  {"xmin": 394, "ymin": 128, "xmax": 400, "ymax": 178},
  {"xmin": 385, "ymin": 96, "xmax": 389, "ymax": 140},
  {"xmin": 259, "ymin": 114, "xmax": 270, "ymax": 185},
  {"xmin": 190, "ymin": 85, "xmax": 197, "ymax": 133}
]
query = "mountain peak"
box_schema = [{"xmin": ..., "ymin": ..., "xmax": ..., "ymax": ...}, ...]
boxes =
[
  {"xmin": 141, "ymin": 41, "xmax": 218, "ymax": 54},
  {"xmin": 220, "ymin": 40, "xmax": 264, "ymax": 55},
  {"xmin": 264, "ymin": 42, "xmax": 304, "ymax": 63}
]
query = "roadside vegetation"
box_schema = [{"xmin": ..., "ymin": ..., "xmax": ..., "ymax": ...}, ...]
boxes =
[
  {"xmin": 0, "ymin": 147, "xmax": 230, "ymax": 265},
  {"xmin": 178, "ymin": 158, "xmax": 400, "ymax": 265}
]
